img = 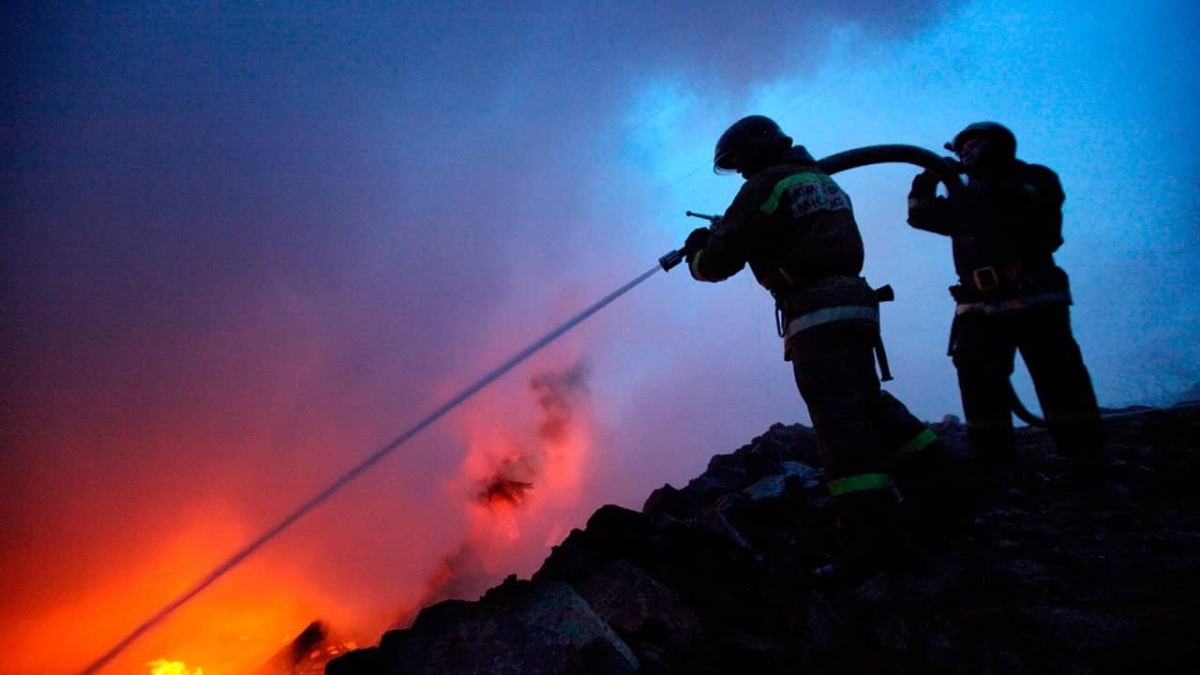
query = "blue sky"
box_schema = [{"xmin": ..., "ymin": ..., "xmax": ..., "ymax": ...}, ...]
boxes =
[{"xmin": 4, "ymin": 1, "xmax": 1197, "ymax": 673}]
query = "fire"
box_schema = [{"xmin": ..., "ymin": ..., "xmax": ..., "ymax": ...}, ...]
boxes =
[
  {"xmin": 146, "ymin": 658, "xmax": 202, "ymax": 675},
  {"xmin": 13, "ymin": 498, "xmax": 391, "ymax": 675}
]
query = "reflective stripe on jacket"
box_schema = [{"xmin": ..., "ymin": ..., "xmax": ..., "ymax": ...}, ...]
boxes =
[
  {"xmin": 784, "ymin": 304, "xmax": 879, "ymax": 341},
  {"xmin": 954, "ymin": 289, "xmax": 1072, "ymax": 316},
  {"xmin": 690, "ymin": 146, "xmax": 867, "ymax": 317}
]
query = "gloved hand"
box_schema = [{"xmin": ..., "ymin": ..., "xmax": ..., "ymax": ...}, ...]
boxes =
[
  {"xmin": 683, "ymin": 227, "xmax": 712, "ymax": 258},
  {"xmin": 910, "ymin": 170, "xmax": 940, "ymax": 196}
]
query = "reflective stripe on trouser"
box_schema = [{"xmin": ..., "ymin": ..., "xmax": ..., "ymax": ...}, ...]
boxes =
[
  {"xmin": 789, "ymin": 320, "xmax": 893, "ymax": 502},
  {"xmin": 895, "ymin": 428, "xmax": 939, "ymax": 460},
  {"xmin": 828, "ymin": 472, "xmax": 893, "ymax": 497},
  {"xmin": 875, "ymin": 390, "xmax": 940, "ymax": 461}
]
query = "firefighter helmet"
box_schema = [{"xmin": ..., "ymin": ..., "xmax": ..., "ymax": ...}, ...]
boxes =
[
  {"xmin": 947, "ymin": 122, "xmax": 1017, "ymax": 160},
  {"xmin": 713, "ymin": 115, "xmax": 793, "ymax": 175}
]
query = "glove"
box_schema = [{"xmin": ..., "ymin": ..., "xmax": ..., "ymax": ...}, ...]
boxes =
[
  {"xmin": 910, "ymin": 170, "xmax": 940, "ymax": 195},
  {"xmin": 683, "ymin": 227, "xmax": 712, "ymax": 257}
]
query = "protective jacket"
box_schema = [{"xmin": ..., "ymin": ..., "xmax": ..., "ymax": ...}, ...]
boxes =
[
  {"xmin": 689, "ymin": 141, "xmax": 952, "ymax": 581},
  {"xmin": 690, "ymin": 146, "xmax": 879, "ymax": 349},
  {"xmin": 908, "ymin": 160, "xmax": 1072, "ymax": 313},
  {"xmin": 908, "ymin": 158, "xmax": 1101, "ymax": 462}
]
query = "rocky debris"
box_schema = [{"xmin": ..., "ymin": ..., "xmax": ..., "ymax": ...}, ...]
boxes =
[
  {"xmin": 328, "ymin": 405, "xmax": 1200, "ymax": 674},
  {"xmin": 370, "ymin": 579, "xmax": 638, "ymax": 675},
  {"xmin": 256, "ymin": 621, "xmax": 358, "ymax": 675}
]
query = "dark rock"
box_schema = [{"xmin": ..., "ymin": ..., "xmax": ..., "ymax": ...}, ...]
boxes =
[
  {"xmin": 533, "ymin": 505, "xmax": 662, "ymax": 588},
  {"xmin": 255, "ymin": 620, "xmax": 357, "ymax": 675},
  {"xmin": 642, "ymin": 483, "xmax": 702, "ymax": 520},
  {"xmin": 324, "ymin": 646, "xmax": 384, "ymax": 675},
  {"xmin": 703, "ymin": 451, "xmax": 749, "ymax": 488},
  {"xmin": 572, "ymin": 559, "xmax": 702, "ymax": 670},
  {"xmin": 582, "ymin": 505, "xmax": 657, "ymax": 561},
  {"xmin": 339, "ymin": 404, "xmax": 1200, "ymax": 675},
  {"xmin": 386, "ymin": 579, "xmax": 638, "ymax": 675}
]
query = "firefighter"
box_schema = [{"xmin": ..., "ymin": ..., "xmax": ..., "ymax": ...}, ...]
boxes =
[
  {"xmin": 907, "ymin": 121, "xmax": 1103, "ymax": 472},
  {"xmin": 684, "ymin": 115, "xmax": 952, "ymax": 584}
]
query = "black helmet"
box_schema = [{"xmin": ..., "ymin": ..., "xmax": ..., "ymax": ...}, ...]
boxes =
[
  {"xmin": 714, "ymin": 115, "xmax": 793, "ymax": 175},
  {"xmin": 946, "ymin": 121, "xmax": 1017, "ymax": 160}
]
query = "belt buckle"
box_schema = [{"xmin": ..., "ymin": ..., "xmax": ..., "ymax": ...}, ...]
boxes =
[{"xmin": 973, "ymin": 266, "xmax": 999, "ymax": 291}]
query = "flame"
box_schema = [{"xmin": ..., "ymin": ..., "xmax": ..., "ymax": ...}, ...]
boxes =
[
  {"xmin": 13, "ymin": 500, "xmax": 392, "ymax": 675},
  {"xmin": 147, "ymin": 658, "xmax": 203, "ymax": 675}
]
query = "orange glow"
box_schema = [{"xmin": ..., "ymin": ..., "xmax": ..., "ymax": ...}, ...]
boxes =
[
  {"xmin": 147, "ymin": 659, "xmax": 202, "ymax": 675},
  {"xmin": 479, "ymin": 491, "xmax": 523, "ymax": 541},
  {"xmin": 12, "ymin": 500, "xmax": 392, "ymax": 675},
  {"xmin": 11, "ymin": 359, "xmax": 597, "ymax": 675}
]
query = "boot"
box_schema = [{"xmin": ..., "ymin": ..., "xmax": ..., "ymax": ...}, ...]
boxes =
[
  {"xmin": 1051, "ymin": 419, "xmax": 1105, "ymax": 463},
  {"xmin": 811, "ymin": 489, "xmax": 914, "ymax": 589},
  {"xmin": 1064, "ymin": 454, "xmax": 1104, "ymax": 485},
  {"xmin": 891, "ymin": 440, "xmax": 974, "ymax": 542},
  {"xmin": 970, "ymin": 433, "xmax": 1017, "ymax": 470}
]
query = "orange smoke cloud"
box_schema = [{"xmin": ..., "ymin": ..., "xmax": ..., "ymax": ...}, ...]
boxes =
[{"xmin": 399, "ymin": 359, "xmax": 596, "ymax": 625}]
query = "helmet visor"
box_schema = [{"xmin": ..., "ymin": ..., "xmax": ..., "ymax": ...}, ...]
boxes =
[
  {"xmin": 713, "ymin": 149, "xmax": 739, "ymax": 174},
  {"xmin": 950, "ymin": 131, "xmax": 981, "ymax": 154}
]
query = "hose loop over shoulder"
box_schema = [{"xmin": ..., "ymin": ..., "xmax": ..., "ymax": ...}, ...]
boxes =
[
  {"xmin": 812, "ymin": 144, "xmax": 1045, "ymax": 426},
  {"xmin": 816, "ymin": 144, "xmax": 966, "ymax": 198}
]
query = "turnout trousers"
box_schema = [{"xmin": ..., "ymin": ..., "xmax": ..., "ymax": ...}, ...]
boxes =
[
  {"xmin": 789, "ymin": 320, "xmax": 894, "ymax": 500},
  {"xmin": 790, "ymin": 319, "xmax": 956, "ymax": 538},
  {"xmin": 950, "ymin": 302, "xmax": 1102, "ymax": 464}
]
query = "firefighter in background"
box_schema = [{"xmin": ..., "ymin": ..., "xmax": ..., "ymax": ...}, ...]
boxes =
[
  {"xmin": 907, "ymin": 121, "xmax": 1103, "ymax": 470},
  {"xmin": 684, "ymin": 115, "xmax": 954, "ymax": 584}
]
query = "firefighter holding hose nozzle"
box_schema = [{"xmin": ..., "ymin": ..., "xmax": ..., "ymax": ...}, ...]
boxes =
[{"xmin": 683, "ymin": 115, "xmax": 963, "ymax": 587}]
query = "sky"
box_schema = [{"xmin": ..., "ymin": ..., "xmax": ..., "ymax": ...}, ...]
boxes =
[{"xmin": 3, "ymin": 1, "xmax": 1198, "ymax": 673}]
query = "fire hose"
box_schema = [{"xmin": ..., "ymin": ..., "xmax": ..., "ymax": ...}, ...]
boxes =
[{"xmin": 658, "ymin": 143, "xmax": 1047, "ymax": 427}]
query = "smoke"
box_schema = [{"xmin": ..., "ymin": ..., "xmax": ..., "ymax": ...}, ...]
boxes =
[
  {"xmin": 479, "ymin": 476, "xmax": 537, "ymax": 510},
  {"xmin": 399, "ymin": 360, "xmax": 595, "ymax": 627},
  {"xmin": 533, "ymin": 362, "xmax": 592, "ymax": 443},
  {"xmin": 396, "ymin": 544, "xmax": 490, "ymax": 627}
]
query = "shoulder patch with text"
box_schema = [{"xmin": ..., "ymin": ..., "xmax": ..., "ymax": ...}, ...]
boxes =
[{"xmin": 761, "ymin": 172, "xmax": 852, "ymax": 217}]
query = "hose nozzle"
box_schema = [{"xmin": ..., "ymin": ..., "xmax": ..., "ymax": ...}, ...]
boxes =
[{"xmin": 658, "ymin": 249, "xmax": 685, "ymax": 272}]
